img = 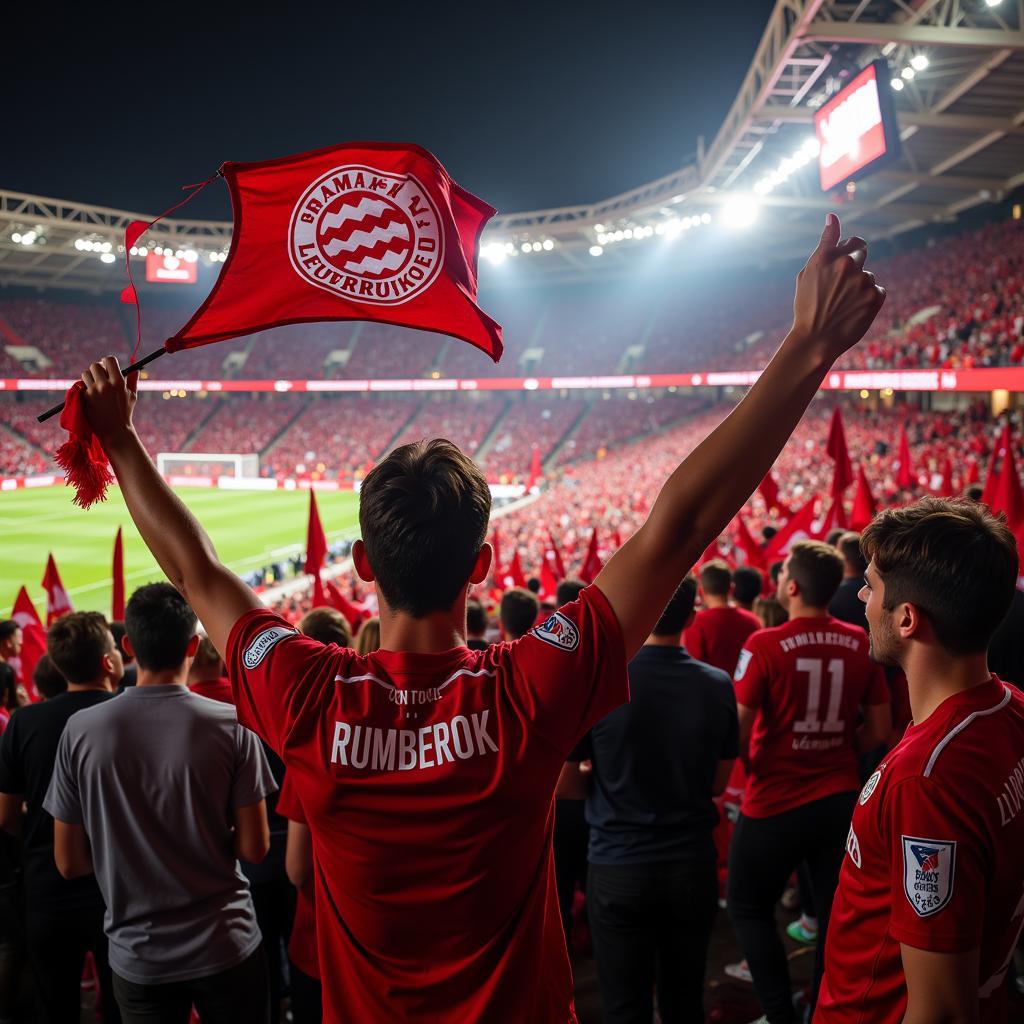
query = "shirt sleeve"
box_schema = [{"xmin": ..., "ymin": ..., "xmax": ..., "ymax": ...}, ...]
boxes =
[
  {"xmin": 275, "ymin": 774, "xmax": 307, "ymax": 824},
  {"xmin": 719, "ymin": 681, "xmax": 740, "ymax": 761},
  {"xmin": 42, "ymin": 727, "xmax": 83, "ymax": 825},
  {"xmin": 885, "ymin": 775, "xmax": 988, "ymax": 952},
  {"xmin": 231, "ymin": 723, "xmax": 280, "ymax": 810},
  {"xmin": 0, "ymin": 715, "xmax": 24, "ymax": 794},
  {"xmin": 505, "ymin": 584, "xmax": 629, "ymax": 754},
  {"xmin": 226, "ymin": 608, "xmax": 338, "ymax": 754},
  {"xmin": 733, "ymin": 634, "xmax": 769, "ymax": 709}
]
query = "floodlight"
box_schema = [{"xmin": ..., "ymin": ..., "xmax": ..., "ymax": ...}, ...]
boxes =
[
  {"xmin": 722, "ymin": 195, "xmax": 759, "ymax": 229},
  {"xmin": 901, "ymin": 67, "xmax": 915, "ymax": 80},
  {"xmin": 909, "ymin": 54, "xmax": 928, "ymax": 71},
  {"xmin": 100, "ymin": 252, "xmax": 116, "ymax": 264},
  {"xmin": 542, "ymin": 239, "xmax": 554, "ymax": 251},
  {"xmin": 891, "ymin": 78, "xmax": 904, "ymax": 91},
  {"xmin": 589, "ymin": 245, "xmax": 603, "ymax": 257},
  {"xmin": 480, "ymin": 242, "xmax": 507, "ymax": 265},
  {"xmin": 520, "ymin": 242, "xmax": 531, "ymax": 254}
]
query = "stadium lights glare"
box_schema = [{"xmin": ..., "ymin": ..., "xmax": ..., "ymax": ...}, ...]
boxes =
[
  {"xmin": 901, "ymin": 66, "xmax": 915, "ymax": 80},
  {"xmin": 480, "ymin": 242, "xmax": 508, "ymax": 265},
  {"xmin": 891, "ymin": 78, "xmax": 905, "ymax": 91},
  {"xmin": 520, "ymin": 242, "xmax": 532, "ymax": 254},
  {"xmin": 721, "ymin": 195, "xmax": 760, "ymax": 230},
  {"xmin": 909, "ymin": 54, "xmax": 929, "ymax": 72},
  {"xmin": 542, "ymin": 239, "xmax": 554, "ymax": 251},
  {"xmin": 183, "ymin": 249, "xmax": 199, "ymax": 263},
  {"xmin": 985, "ymin": 0, "xmax": 1002, "ymax": 8},
  {"xmin": 754, "ymin": 138, "xmax": 820, "ymax": 195},
  {"xmin": 100, "ymin": 252, "xmax": 116, "ymax": 264},
  {"xmin": 589, "ymin": 245, "xmax": 603, "ymax": 257}
]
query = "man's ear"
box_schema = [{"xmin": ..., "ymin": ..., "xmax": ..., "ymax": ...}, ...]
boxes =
[
  {"xmin": 186, "ymin": 634, "xmax": 201, "ymax": 657},
  {"xmin": 897, "ymin": 602, "xmax": 924, "ymax": 641},
  {"xmin": 352, "ymin": 540, "xmax": 375, "ymax": 583},
  {"xmin": 469, "ymin": 543, "xmax": 493, "ymax": 586},
  {"xmin": 121, "ymin": 635, "xmax": 135, "ymax": 659}
]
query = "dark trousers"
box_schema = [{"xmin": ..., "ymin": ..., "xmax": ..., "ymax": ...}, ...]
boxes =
[
  {"xmin": 26, "ymin": 901, "xmax": 120, "ymax": 1024},
  {"xmin": 554, "ymin": 799, "xmax": 589, "ymax": 949},
  {"xmin": 288, "ymin": 961, "xmax": 323, "ymax": 1024},
  {"xmin": 727, "ymin": 791, "xmax": 856, "ymax": 1024},
  {"xmin": 249, "ymin": 874, "xmax": 295, "ymax": 1012},
  {"xmin": 111, "ymin": 944, "xmax": 270, "ymax": 1024},
  {"xmin": 587, "ymin": 857, "xmax": 719, "ymax": 1024}
]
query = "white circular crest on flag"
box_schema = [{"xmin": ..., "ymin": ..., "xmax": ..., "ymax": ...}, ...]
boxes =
[{"xmin": 289, "ymin": 164, "xmax": 444, "ymax": 306}]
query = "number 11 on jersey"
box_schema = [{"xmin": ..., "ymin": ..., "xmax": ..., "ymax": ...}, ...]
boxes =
[{"xmin": 794, "ymin": 658, "xmax": 845, "ymax": 734}]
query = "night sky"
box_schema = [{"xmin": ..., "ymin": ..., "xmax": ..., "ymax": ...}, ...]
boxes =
[{"xmin": 5, "ymin": 2, "xmax": 774, "ymax": 220}]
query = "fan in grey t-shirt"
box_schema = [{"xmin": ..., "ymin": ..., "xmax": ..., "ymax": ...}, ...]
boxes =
[{"xmin": 44, "ymin": 685, "xmax": 277, "ymax": 985}]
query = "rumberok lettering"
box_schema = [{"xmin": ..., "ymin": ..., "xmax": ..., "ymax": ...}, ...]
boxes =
[{"xmin": 329, "ymin": 711, "xmax": 499, "ymax": 772}]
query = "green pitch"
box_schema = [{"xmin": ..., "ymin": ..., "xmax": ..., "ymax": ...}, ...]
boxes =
[{"xmin": 0, "ymin": 486, "xmax": 362, "ymax": 618}]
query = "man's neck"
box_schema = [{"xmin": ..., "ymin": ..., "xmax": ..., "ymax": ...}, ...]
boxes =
[
  {"xmin": 645, "ymin": 633, "xmax": 680, "ymax": 647},
  {"xmin": 379, "ymin": 605, "xmax": 466, "ymax": 654},
  {"xmin": 136, "ymin": 669, "xmax": 188, "ymax": 687},
  {"xmin": 903, "ymin": 647, "xmax": 992, "ymax": 724},
  {"xmin": 66, "ymin": 680, "xmax": 112, "ymax": 694},
  {"xmin": 702, "ymin": 594, "xmax": 730, "ymax": 610},
  {"xmin": 843, "ymin": 568, "xmax": 860, "ymax": 580},
  {"xmin": 786, "ymin": 603, "xmax": 829, "ymax": 621}
]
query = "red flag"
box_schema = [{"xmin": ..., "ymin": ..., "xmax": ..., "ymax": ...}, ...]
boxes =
[
  {"xmin": 814, "ymin": 499, "xmax": 846, "ymax": 540},
  {"xmin": 545, "ymin": 531, "xmax": 566, "ymax": 581},
  {"xmin": 697, "ymin": 536, "xmax": 721, "ymax": 568},
  {"xmin": 322, "ymin": 577, "xmax": 366, "ymax": 634},
  {"xmin": 525, "ymin": 447, "xmax": 542, "ymax": 491},
  {"xmin": 896, "ymin": 425, "xmax": 914, "ymax": 490},
  {"xmin": 991, "ymin": 425, "xmax": 1024, "ymax": 531},
  {"xmin": 304, "ymin": 490, "xmax": 328, "ymax": 579},
  {"xmin": 112, "ymin": 527, "xmax": 126, "ymax": 621},
  {"xmin": 41, "ymin": 555, "xmax": 72, "ymax": 627},
  {"xmin": 540, "ymin": 561, "xmax": 559, "ymax": 602},
  {"xmin": 850, "ymin": 465, "xmax": 878, "ymax": 531},
  {"xmin": 937, "ymin": 458, "xmax": 955, "ymax": 498},
  {"xmin": 826, "ymin": 407, "xmax": 854, "ymax": 495},
  {"xmin": 579, "ymin": 529, "xmax": 602, "ymax": 585},
  {"xmin": 10, "ymin": 587, "xmax": 46, "ymax": 699},
  {"xmin": 967, "ymin": 458, "xmax": 980, "ymax": 485},
  {"xmin": 733, "ymin": 516, "xmax": 767, "ymax": 570},
  {"xmin": 758, "ymin": 470, "xmax": 789, "ymax": 516},
  {"xmin": 982, "ymin": 425, "xmax": 1010, "ymax": 509},
  {"xmin": 502, "ymin": 550, "xmax": 528, "ymax": 590},
  {"xmin": 765, "ymin": 498, "xmax": 820, "ymax": 560},
  {"xmin": 165, "ymin": 143, "xmax": 502, "ymax": 362},
  {"xmin": 826, "ymin": 467, "xmax": 849, "ymax": 529}
]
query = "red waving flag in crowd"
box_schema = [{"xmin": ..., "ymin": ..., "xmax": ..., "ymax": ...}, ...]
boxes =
[
  {"xmin": 11, "ymin": 587, "xmax": 46, "ymax": 697},
  {"xmin": 42, "ymin": 554, "xmax": 72, "ymax": 627},
  {"xmin": 850, "ymin": 465, "xmax": 878, "ymax": 531},
  {"xmin": 167, "ymin": 142, "xmax": 501, "ymax": 361},
  {"xmin": 112, "ymin": 527, "xmax": 126, "ymax": 621},
  {"xmin": 826, "ymin": 407, "xmax": 854, "ymax": 496},
  {"xmin": 305, "ymin": 490, "xmax": 329, "ymax": 606},
  {"xmin": 895, "ymin": 424, "xmax": 915, "ymax": 490}
]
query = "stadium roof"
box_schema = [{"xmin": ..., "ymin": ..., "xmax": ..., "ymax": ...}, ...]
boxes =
[{"xmin": 2, "ymin": 0, "xmax": 1023, "ymax": 292}]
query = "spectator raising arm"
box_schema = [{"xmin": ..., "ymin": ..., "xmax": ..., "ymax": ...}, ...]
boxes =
[
  {"xmin": 595, "ymin": 214, "xmax": 886, "ymax": 656},
  {"xmin": 74, "ymin": 364, "xmax": 262, "ymax": 657}
]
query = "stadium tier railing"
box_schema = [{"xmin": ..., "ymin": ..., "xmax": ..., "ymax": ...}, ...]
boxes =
[{"xmin": 4, "ymin": 366, "xmax": 1024, "ymax": 394}]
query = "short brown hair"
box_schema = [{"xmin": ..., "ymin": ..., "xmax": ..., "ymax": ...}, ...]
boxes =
[
  {"xmin": 500, "ymin": 588, "xmax": 540, "ymax": 640},
  {"xmin": 699, "ymin": 559, "xmax": 732, "ymax": 598},
  {"xmin": 189, "ymin": 635, "xmax": 224, "ymax": 678},
  {"xmin": 359, "ymin": 440, "xmax": 491, "ymax": 618},
  {"xmin": 786, "ymin": 541, "xmax": 844, "ymax": 608},
  {"xmin": 32, "ymin": 654, "xmax": 68, "ymax": 699},
  {"xmin": 299, "ymin": 607, "xmax": 352, "ymax": 647},
  {"xmin": 861, "ymin": 496, "xmax": 1018, "ymax": 655},
  {"xmin": 754, "ymin": 597, "xmax": 788, "ymax": 629},
  {"xmin": 837, "ymin": 532, "xmax": 867, "ymax": 575},
  {"xmin": 47, "ymin": 612, "xmax": 114, "ymax": 685},
  {"xmin": 355, "ymin": 617, "xmax": 380, "ymax": 656}
]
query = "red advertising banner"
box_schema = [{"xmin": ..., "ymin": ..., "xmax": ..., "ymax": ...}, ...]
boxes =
[{"xmin": 145, "ymin": 252, "xmax": 198, "ymax": 284}]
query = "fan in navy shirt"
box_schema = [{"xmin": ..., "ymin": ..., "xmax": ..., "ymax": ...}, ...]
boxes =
[{"xmin": 559, "ymin": 576, "xmax": 738, "ymax": 1024}]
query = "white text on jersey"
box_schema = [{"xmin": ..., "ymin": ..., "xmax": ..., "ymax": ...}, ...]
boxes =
[{"xmin": 996, "ymin": 754, "xmax": 1024, "ymax": 827}]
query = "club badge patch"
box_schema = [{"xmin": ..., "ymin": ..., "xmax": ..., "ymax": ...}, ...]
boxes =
[
  {"xmin": 859, "ymin": 769, "xmax": 882, "ymax": 805},
  {"xmin": 846, "ymin": 825, "xmax": 862, "ymax": 868},
  {"xmin": 531, "ymin": 612, "xmax": 580, "ymax": 652},
  {"xmin": 734, "ymin": 649, "xmax": 753, "ymax": 681},
  {"xmin": 289, "ymin": 165, "xmax": 443, "ymax": 305},
  {"xmin": 902, "ymin": 836, "xmax": 956, "ymax": 917},
  {"xmin": 243, "ymin": 626, "xmax": 297, "ymax": 670}
]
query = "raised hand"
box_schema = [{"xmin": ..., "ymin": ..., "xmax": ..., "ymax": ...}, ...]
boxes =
[
  {"xmin": 792, "ymin": 213, "xmax": 886, "ymax": 362},
  {"xmin": 79, "ymin": 356, "xmax": 139, "ymax": 447}
]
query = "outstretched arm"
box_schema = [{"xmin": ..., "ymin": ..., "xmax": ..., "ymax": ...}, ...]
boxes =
[
  {"xmin": 77, "ymin": 361, "xmax": 261, "ymax": 656},
  {"xmin": 595, "ymin": 214, "xmax": 886, "ymax": 656}
]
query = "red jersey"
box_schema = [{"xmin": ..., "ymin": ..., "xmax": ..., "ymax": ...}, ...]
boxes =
[
  {"xmin": 226, "ymin": 585, "xmax": 628, "ymax": 1024},
  {"xmin": 188, "ymin": 677, "xmax": 235, "ymax": 705},
  {"xmin": 817, "ymin": 678, "xmax": 1024, "ymax": 1023},
  {"xmin": 734, "ymin": 616, "xmax": 888, "ymax": 818},
  {"xmin": 275, "ymin": 775, "xmax": 318, "ymax": 980},
  {"xmin": 684, "ymin": 605, "xmax": 762, "ymax": 675}
]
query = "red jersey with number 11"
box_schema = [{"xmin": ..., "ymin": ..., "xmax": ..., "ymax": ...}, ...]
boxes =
[{"xmin": 734, "ymin": 615, "xmax": 888, "ymax": 818}]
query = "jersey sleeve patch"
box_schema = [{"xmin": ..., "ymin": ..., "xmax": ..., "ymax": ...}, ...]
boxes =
[
  {"xmin": 902, "ymin": 835, "xmax": 956, "ymax": 917},
  {"xmin": 243, "ymin": 625, "xmax": 298, "ymax": 669},
  {"xmin": 734, "ymin": 648, "xmax": 753, "ymax": 681},
  {"xmin": 531, "ymin": 611, "xmax": 580, "ymax": 652}
]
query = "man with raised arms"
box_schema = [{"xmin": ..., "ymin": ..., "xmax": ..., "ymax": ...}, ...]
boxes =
[{"xmin": 73, "ymin": 214, "xmax": 883, "ymax": 1023}]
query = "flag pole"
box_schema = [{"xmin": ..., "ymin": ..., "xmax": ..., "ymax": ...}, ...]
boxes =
[{"xmin": 35, "ymin": 347, "xmax": 167, "ymax": 423}]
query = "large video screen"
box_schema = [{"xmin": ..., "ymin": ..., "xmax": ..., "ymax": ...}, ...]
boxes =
[
  {"xmin": 145, "ymin": 252, "xmax": 198, "ymax": 284},
  {"xmin": 815, "ymin": 60, "xmax": 900, "ymax": 192}
]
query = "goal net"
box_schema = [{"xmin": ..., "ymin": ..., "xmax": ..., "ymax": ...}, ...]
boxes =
[{"xmin": 156, "ymin": 452, "xmax": 260, "ymax": 482}]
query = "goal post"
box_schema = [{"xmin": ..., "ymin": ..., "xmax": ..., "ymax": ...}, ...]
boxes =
[{"xmin": 156, "ymin": 452, "xmax": 260, "ymax": 480}]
